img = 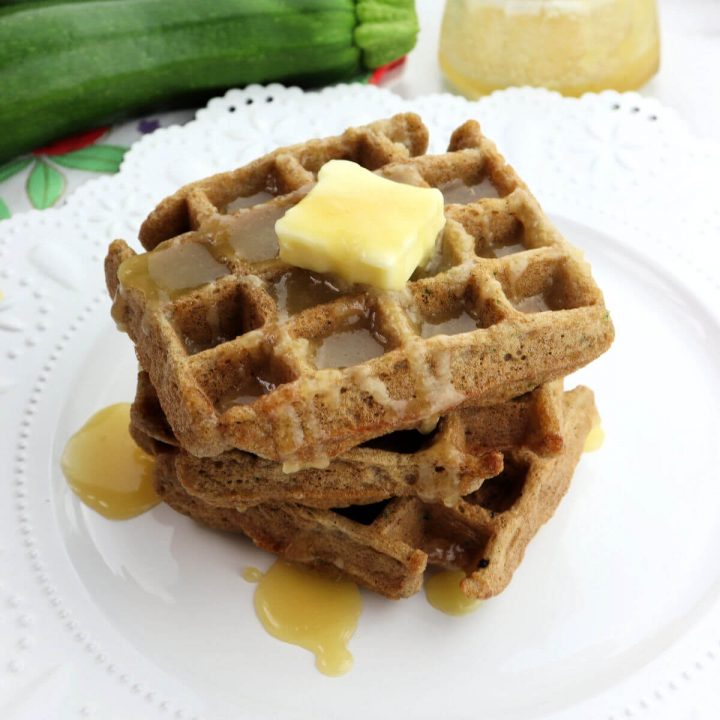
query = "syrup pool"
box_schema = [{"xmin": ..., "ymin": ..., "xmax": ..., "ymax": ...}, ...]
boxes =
[
  {"xmin": 425, "ymin": 570, "xmax": 482, "ymax": 616},
  {"xmin": 245, "ymin": 560, "xmax": 362, "ymax": 676},
  {"xmin": 440, "ymin": 177, "xmax": 499, "ymax": 204},
  {"xmin": 61, "ymin": 403, "xmax": 159, "ymax": 519},
  {"xmin": 314, "ymin": 327, "xmax": 386, "ymax": 369},
  {"xmin": 419, "ymin": 308, "xmax": 478, "ymax": 338},
  {"xmin": 118, "ymin": 242, "xmax": 228, "ymax": 301}
]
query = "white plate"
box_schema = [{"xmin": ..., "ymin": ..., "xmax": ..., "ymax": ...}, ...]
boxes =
[{"xmin": 2, "ymin": 85, "xmax": 720, "ymax": 720}]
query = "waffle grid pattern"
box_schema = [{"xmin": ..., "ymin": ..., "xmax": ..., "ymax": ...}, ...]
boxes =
[{"xmin": 106, "ymin": 115, "xmax": 612, "ymax": 467}]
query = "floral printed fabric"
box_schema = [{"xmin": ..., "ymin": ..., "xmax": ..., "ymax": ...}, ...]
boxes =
[{"xmin": 0, "ymin": 110, "xmax": 194, "ymax": 220}]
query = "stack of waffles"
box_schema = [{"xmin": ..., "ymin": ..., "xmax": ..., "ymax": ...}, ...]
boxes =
[{"xmin": 105, "ymin": 114, "xmax": 614, "ymax": 599}]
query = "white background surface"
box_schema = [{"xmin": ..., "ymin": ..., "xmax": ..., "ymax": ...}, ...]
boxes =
[{"xmin": 388, "ymin": 0, "xmax": 720, "ymax": 141}]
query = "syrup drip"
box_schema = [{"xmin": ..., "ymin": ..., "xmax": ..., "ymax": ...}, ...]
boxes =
[
  {"xmin": 245, "ymin": 560, "xmax": 362, "ymax": 676},
  {"xmin": 441, "ymin": 177, "xmax": 499, "ymax": 204},
  {"xmin": 584, "ymin": 422, "xmax": 605, "ymax": 452},
  {"xmin": 61, "ymin": 403, "xmax": 159, "ymax": 519},
  {"xmin": 425, "ymin": 570, "xmax": 482, "ymax": 616},
  {"xmin": 270, "ymin": 268, "xmax": 347, "ymax": 321},
  {"xmin": 242, "ymin": 566, "xmax": 263, "ymax": 582},
  {"xmin": 110, "ymin": 297, "xmax": 127, "ymax": 331},
  {"xmin": 314, "ymin": 327, "xmax": 386, "ymax": 370},
  {"xmin": 410, "ymin": 231, "xmax": 452, "ymax": 280},
  {"xmin": 210, "ymin": 204, "xmax": 284, "ymax": 263},
  {"xmin": 216, "ymin": 375, "xmax": 277, "ymax": 413},
  {"xmin": 225, "ymin": 191, "xmax": 274, "ymax": 212},
  {"xmin": 420, "ymin": 308, "xmax": 478, "ymax": 338},
  {"xmin": 119, "ymin": 243, "xmax": 228, "ymax": 301}
]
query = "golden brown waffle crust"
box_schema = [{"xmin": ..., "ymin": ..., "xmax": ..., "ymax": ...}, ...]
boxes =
[
  {"xmin": 132, "ymin": 369, "xmax": 565, "ymax": 508},
  {"xmin": 106, "ymin": 114, "xmax": 614, "ymax": 467},
  {"xmin": 150, "ymin": 386, "xmax": 596, "ymax": 600},
  {"xmin": 139, "ymin": 114, "xmax": 430, "ymax": 251}
]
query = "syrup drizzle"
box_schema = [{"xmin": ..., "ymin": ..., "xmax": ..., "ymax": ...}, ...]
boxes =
[
  {"xmin": 61, "ymin": 403, "xmax": 159, "ymax": 519},
  {"xmin": 584, "ymin": 422, "xmax": 605, "ymax": 452},
  {"xmin": 209, "ymin": 203, "xmax": 284, "ymax": 263},
  {"xmin": 270, "ymin": 268, "xmax": 347, "ymax": 321},
  {"xmin": 425, "ymin": 570, "xmax": 482, "ymax": 616},
  {"xmin": 225, "ymin": 191, "xmax": 275, "ymax": 212},
  {"xmin": 441, "ymin": 177, "xmax": 499, "ymax": 204},
  {"xmin": 215, "ymin": 374, "xmax": 277, "ymax": 413},
  {"xmin": 118, "ymin": 242, "xmax": 229, "ymax": 301},
  {"xmin": 245, "ymin": 560, "xmax": 362, "ymax": 676},
  {"xmin": 419, "ymin": 308, "xmax": 478, "ymax": 338},
  {"xmin": 242, "ymin": 566, "xmax": 263, "ymax": 583},
  {"xmin": 314, "ymin": 326, "xmax": 386, "ymax": 369}
]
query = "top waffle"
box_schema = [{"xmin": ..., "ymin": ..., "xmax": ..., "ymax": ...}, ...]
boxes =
[{"xmin": 106, "ymin": 113, "xmax": 614, "ymax": 466}]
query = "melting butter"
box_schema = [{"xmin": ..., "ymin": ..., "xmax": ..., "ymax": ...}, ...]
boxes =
[
  {"xmin": 425, "ymin": 570, "xmax": 482, "ymax": 616},
  {"xmin": 276, "ymin": 159, "xmax": 446, "ymax": 291},
  {"xmin": 61, "ymin": 403, "xmax": 159, "ymax": 519},
  {"xmin": 246, "ymin": 560, "xmax": 362, "ymax": 676}
]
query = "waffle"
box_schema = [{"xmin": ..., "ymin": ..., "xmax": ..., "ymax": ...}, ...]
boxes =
[
  {"xmin": 139, "ymin": 113, "xmax": 432, "ymax": 250},
  {"xmin": 106, "ymin": 113, "xmax": 613, "ymax": 468},
  {"xmin": 131, "ymin": 370, "xmax": 565, "ymax": 508},
  {"xmin": 145, "ymin": 385, "xmax": 595, "ymax": 600}
]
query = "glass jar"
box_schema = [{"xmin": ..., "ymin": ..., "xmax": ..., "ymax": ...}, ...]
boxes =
[{"xmin": 439, "ymin": 0, "xmax": 660, "ymax": 97}]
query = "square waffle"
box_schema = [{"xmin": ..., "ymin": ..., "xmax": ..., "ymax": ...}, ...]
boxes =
[
  {"xmin": 142, "ymin": 385, "xmax": 596, "ymax": 600},
  {"xmin": 105, "ymin": 114, "xmax": 613, "ymax": 469},
  {"xmin": 131, "ymin": 370, "xmax": 565, "ymax": 508}
]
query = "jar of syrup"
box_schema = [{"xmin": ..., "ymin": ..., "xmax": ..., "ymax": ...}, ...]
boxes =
[{"xmin": 439, "ymin": 0, "xmax": 660, "ymax": 97}]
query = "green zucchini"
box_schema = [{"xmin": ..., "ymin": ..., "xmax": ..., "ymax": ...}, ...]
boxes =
[{"xmin": 0, "ymin": 0, "xmax": 418, "ymax": 163}]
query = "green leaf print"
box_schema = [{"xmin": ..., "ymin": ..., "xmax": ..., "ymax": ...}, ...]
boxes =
[
  {"xmin": 0, "ymin": 198, "xmax": 10, "ymax": 220},
  {"xmin": 0, "ymin": 156, "xmax": 32, "ymax": 183},
  {"xmin": 51, "ymin": 145, "xmax": 128, "ymax": 173},
  {"xmin": 26, "ymin": 159, "xmax": 65, "ymax": 209}
]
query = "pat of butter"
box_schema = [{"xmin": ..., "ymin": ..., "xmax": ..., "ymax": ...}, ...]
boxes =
[{"xmin": 275, "ymin": 160, "xmax": 446, "ymax": 291}]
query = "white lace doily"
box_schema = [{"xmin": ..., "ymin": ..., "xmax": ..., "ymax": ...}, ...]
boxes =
[{"xmin": 1, "ymin": 84, "xmax": 719, "ymax": 720}]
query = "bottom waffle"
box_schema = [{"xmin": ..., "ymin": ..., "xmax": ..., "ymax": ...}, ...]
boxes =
[{"xmin": 142, "ymin": 385, "xmax": 595, "ymax": 600}]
